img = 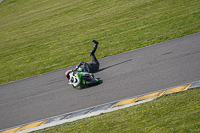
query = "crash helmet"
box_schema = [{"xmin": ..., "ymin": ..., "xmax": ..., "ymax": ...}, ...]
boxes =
[
  {"xmin": 65, "ymin": 69, "xmax": 73, "ymax": 80},
  {"xmin": 77, "ymin": 67, "xmax": 85, "ymax": 72}
]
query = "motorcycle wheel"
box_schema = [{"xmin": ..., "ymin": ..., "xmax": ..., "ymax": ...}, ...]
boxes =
[
  {"xmin": 72, "ymin": 84, "xmax": 85, "ymax": 90},
  {"xmin": 85, "ymin": 79, "xmax": 99, "ymax": 86}
]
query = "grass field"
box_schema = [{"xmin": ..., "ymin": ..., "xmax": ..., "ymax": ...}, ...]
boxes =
[
  {"xmin": 33, "ymin": 87, "xmax": 200, "ymax": 133},
  {"xmin": 0, "ymin": 0, "xmax": 200, "ymax": 84}
]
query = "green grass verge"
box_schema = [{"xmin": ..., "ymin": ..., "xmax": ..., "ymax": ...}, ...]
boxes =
[
  {"xmin": 1, "ymin": 0, "xmax": 200, "ymax": 84},
  {"xmin": 33, "ymin": 87, "xmax": 200, "ymax": 133}
]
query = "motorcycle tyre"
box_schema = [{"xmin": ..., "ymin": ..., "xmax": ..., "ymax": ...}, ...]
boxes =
[
  {"xmin": 72, "ymin": 84, "xmax": 86, "ymax": 90},
  {"xmin": 85, "ymin": 79, "xmax": 99, "ymax": 86}
]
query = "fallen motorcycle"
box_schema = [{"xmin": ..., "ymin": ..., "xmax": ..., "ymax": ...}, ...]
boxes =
[{"xmin": 65, "ymin": 69, "xmax": 99, "ymax": 89}]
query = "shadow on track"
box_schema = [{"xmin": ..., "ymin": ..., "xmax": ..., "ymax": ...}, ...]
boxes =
[{"xmin": 98, "ymin": 59, "xmax": 132, "ymax": 72}]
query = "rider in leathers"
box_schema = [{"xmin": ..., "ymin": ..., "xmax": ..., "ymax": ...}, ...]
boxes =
[{"xmin": 75, "ymin": 40, "xmax": 99, "ymax": 73}]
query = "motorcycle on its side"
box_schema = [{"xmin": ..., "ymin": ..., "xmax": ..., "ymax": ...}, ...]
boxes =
[{"xmin": 65, "ymin": 68, "xmax": 99, "ymax": 89}]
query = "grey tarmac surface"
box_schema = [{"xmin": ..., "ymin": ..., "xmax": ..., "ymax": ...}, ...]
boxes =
[{"xmin": 0, "ymin": 32, "xmax": 200, "ymax": 130}]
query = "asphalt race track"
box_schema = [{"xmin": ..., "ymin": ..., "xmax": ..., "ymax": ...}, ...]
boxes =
[{"xmin": 0, "ymin": 32, "xmax": 200, "ymax": 130}]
